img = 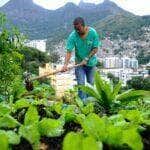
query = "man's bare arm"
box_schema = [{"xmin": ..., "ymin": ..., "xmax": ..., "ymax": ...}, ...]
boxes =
[
  {"xmin": 61, "ymin": 51, "xmax": 72, "ymax": 72},
  {"xmin": 64, "ymin": 51, "xmax": 72, "ymax": 66}
]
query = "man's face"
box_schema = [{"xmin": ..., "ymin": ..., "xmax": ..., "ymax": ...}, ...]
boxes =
[{"xmin": 74, "ymin": 23, "xmax": 84, "ymax": 35}]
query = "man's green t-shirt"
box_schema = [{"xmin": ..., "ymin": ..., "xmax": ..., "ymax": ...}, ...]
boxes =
[{"xmin": 66, "ymin": 27, "xmax": 101, "ymax": 67}]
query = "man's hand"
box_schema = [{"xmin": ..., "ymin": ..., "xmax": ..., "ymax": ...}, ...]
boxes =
[
  {"xmin": 61, "ymin": 64, "xmax": 68, "ymax": 72},
  {"xmin": 80, "ymin": 59, "xmax": 88, "ymax": 66}
]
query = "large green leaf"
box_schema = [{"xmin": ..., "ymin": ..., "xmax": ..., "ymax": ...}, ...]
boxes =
[
  {"xmin": 39, "ymin": 118, "xmax": 64, "ymax": 137},
  {"xmin": 19, "ymin": 123, "xmax": 40, "ymax": 150},
  {"xmin": 14, "ymin": 99, "xmax": 31, "ymax": 110},
  {"xmin": 112, "ymin": 82, "xmax": 122, "ymax": 100},
  {"xmin": 116, "ymin": 90, "xmax": 149, "ymax": 102},
  {"xmin": 94, "ymin": 72, "xmax": 114, "ymax": 107},
  {"xmin": 105, "ymin": 124, "xmax": 123, "ymax": 146},
  {"xmin": 0, "ymin": 103, "xmax": 10, "ymax": 116},
  {"xmin": 63, "ymin": 132, "xmax": 102, "ymax": 150},
  {"xmin": 94, "ymin": 72, "xmax": 104, "ymax": 95},
  {"xmin": 122, "ymin": 129, "xmax": 143, "ymax": 150},
  {"xmin": 0, "ymin": 130, "xmax": 20, "ymax": 145},
  {"xmin": 0, "ymin": 115, "xmax": 20, "ymax": 128},
  {"xmin": 78, "ymin": 85, "xmax": 101, "ymax": 102},
  {"xmin": 119, "ymin": 110, "xmax": 149, "ymax": 125},
  {"xmin": 0, "ymin": 133, "xmax": 9, "ymax": 150},
  {"xmin": 24, "ymin": 106, "xmax": 39, "ymax": 125},
  {"xmin": 81, "ymin": 113, "xmax": 106, "ymax": 141}
]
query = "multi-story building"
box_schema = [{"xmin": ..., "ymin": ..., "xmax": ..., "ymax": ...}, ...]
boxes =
[
  {"xmin": 39, "ymin": 63, "xmax": 76, "ymax": 97},
  {"xmin": 25, "ymin": 39, "xmax": 47, "ymax": 52},
  {"xmin": 102, "ymin": 56, "xmax": 138, "ymax": 69}
]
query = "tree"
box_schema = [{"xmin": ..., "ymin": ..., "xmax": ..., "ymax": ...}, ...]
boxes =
[
  {"xmin": 0, "ymin": 13, "xmax": 24, "ymax": 99},
  {"xmin": 20, "ymin": 46, "xmax": 50, "ymax": 74},
  {"xmin": 107, "ymin": 73, "xmax": 119, "ymax": 86},
  {"xmin": 127, "ymin": 76, "xmax": 150, "ymax": 90}
]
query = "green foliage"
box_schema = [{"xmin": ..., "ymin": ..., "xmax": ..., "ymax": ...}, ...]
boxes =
[
  {"xmin": 0, "ymin": 130, "xmax": 20, "ymax": 145},
  {"xmin": 18, "ymin": 105, "xmax": 41, "ymax": 149},
  {"xmin": 25, "ymin": 83, "xmax": 56, "ymax": 100},
  {"xmin": 19, "ymin": 123, "xmax": 40, "ymax": 150},
  {"xmin": 13, "ymin": 99, "xmax": 31, "ymax": 110},
  {"xmin": 39, "ymin": 118, "xmax": 64, "ymax": 137},
  {"xmin": 63, "ymin": 132, "xmax": 102, "ymax": 150},
  {"xmin": 122, "ymin": 129, "xmax": 143, "ymax": 150},
  {"xmin": 0, "ymin": 103, "xmax": 10, "ymax": 116},
  {"xmin": 0, "ymin": 132, "xmax": 9, "ymax": 150},
  {"xmin": 94, "ymin": 13, "xmax": 144, "ymax": 40},
  {"xmin": 0, "ymin": 53, "xmax": 23, "ymax": 98},
  {"xmin": 127, "ymin": 76, "xmax": 150, "ymax": 90},
  {"xmin": 24, "ymin": 106, "xmax": 39, "ymax": 125},
  {"xmin": 75, "ymin": 98, "xmax": 94, "ymax": 115},
  {"xmin": 81, "ymin": 113, "xmax": 143, "ymax": 150},
  {"xmin": 0, "ymin": 115, "xmax": 20, "ymax": 128},
  {"xmin": 119, "ymin": 110, "xmax": 150, "ymax": 125},
  {"xmin": 20, "ymin": 46, "xmax": 50, "ymax": 74},
  {"xmin": 82, "ymin": 113, "xmax": 106, "ymax": 141},
  {"xmin": 116, "ymin": 90, "xmax": 150, "ymax": 102},
  {"xmin": 79, "ymin": 72, "xmax": 149, "ymax": 114},
  {"xmin": 0, "ymin": 13, "xmax": 25, "ymax": 99},
  {"xmin": 107, "ymin": 73, "xmax": 119, "ymax": 86}
]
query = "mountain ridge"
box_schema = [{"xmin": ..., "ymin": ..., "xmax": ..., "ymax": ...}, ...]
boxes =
[{"xmin": 0, "ymin": 0, "xmax": 149, "ymax": 41}]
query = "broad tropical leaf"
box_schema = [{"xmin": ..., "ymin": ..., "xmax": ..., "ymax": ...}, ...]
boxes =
[
  {"xmin": 78, "ymin": 85, "xmax": 101, "ymax": 101},
  {"xmin": 63, "ymin": 132, "xmax": 102, "ymax": 150},
  {"xmin": 116, "ymin": 90, "xmax": 150, "ymax": 102}
]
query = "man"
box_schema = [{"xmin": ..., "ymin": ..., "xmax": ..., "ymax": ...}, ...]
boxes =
[{"xmin": 61, "ymin": 17, "xmax": 101, "ymax": 100}]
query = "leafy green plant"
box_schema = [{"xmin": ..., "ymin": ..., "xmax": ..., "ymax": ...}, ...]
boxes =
[
  {"xmin": 75, "ymin": 98, "xmax": 94, "ymax": 115},
  {"xmin": 0, "ymin": 132, "xmax": 9, "ymax": 150},
  {"xmin": 79, "ymin": 72, "xmax": 149, "ymax": 114},
  {"xmin": 0, "ymin": 13, "xmax": 25, "ymax": 99},
  {"xmin": 119, "ymin": 109, "xmax": 150, "ymax": 126},
  {"xmin": 0, "ymin": 130, "xmax": 20, "ymax": 145},
  {"xmin": 0, "ymin": 115, "xmax": 20, "ymax": 128},
  {"xmin": 63, "ymin": 132, "xmax": 102, "ymax": 150},
  {"xmin": 39, "ymin": 118, "xmax": 64, "ymax": 137},
  {"xmin": 81, "ymin": 113, "xmax": 143, "ymax": 150},
  {"xmin": 18, "ymin": 106, "xmax": 40, "ymax": 149}
]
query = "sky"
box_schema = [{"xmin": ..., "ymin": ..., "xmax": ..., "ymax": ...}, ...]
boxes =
[{"xmin": 0, "ymin": 0, "xmax": 150, "ymax": 16}]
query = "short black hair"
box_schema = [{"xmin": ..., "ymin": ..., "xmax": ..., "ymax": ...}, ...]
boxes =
[{"xmin": 73, "ymin": 17, "xmax": 85, "ymax": 26}]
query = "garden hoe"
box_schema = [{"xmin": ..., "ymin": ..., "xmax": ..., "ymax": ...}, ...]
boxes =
[{"xmin": 24, "ymin": 63, "xmax": 82, "ymax": 91}]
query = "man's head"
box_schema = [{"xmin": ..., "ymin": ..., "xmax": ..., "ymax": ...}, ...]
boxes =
[{"xmin": 73, "ymin": 17, "xmax": 85, "ymax": 35}]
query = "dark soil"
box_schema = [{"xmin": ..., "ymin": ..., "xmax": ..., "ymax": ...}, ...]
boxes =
[
  {"xmin": 50, "ymin": 111, "xmax": 61, "ymax": 119},
  {"xmin": 13, "ymin": 138, "xmax": 33, "ymax": 150},
  {"xmin": 141, "ymin": 125, "xmax": 150, "ymax": 150},
  {"xmin": 37, "ymin": 105, "xmax": 47, "ymax": 120},
  {"xmin": 12, "ymin": 108, "xmax": 28, "ymax": 124}
]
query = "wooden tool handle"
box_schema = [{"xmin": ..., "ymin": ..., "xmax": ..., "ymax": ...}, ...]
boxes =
[{"xmin": 31, "ymin": 63, "xmax": 82, "ymax": 81}]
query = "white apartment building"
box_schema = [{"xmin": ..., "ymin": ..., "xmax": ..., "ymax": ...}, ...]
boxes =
[
  {"xmin": 25, "ymin": 39, "xmax": 47, "ymax": 52},
  {"xmin": 103, "ymin": 56, "xmax": 138, "ymax": 69}
]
